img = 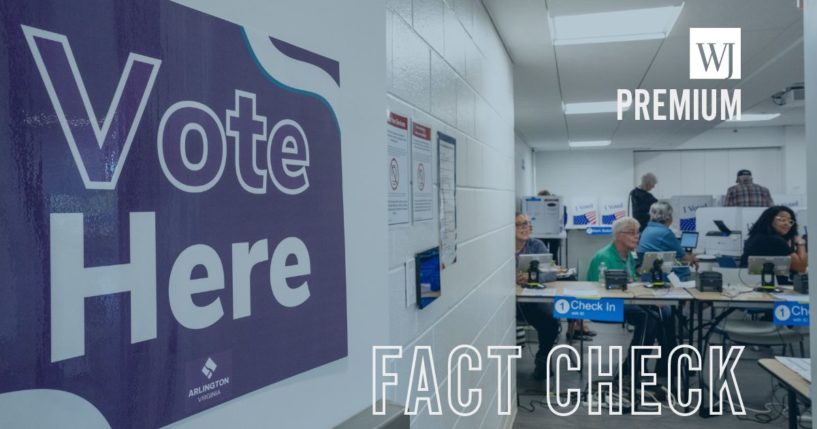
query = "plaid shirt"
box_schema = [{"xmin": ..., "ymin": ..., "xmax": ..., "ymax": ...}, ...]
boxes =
[{"xmin": 724, "ymin": 183, "xmax": 774, "ymax": 207}]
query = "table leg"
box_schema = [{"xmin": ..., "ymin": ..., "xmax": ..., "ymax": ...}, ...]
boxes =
[
  {"xmin": 687, "ymin": 301, "xmax": 693, "ymax": 348},
  {"xmin": 697, "ymin": 301, "xmax": 703, "ymax": 354},
  {"xmin": 788, "ymin": 388, "xmax": 797, "ymax": 429},
  {"xmin": 676, "ymin": 302, "xmax": 688, "ymax": 409}
]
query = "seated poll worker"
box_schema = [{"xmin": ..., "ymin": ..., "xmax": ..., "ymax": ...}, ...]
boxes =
[
  {"xmin": 635, "ymin": 201, "xmax": 692, "ymax": 374},
  {"xmin": 586, "ymin": 217, "xmax": 658, "ymax": 375},
  {"xmin": 636, "ymin": 201, "xmax": 696, "ymax": 267},
  {"xmin": 515, "ymin": 212, "xmax": 559, "ymax": 380},
  {"xmin": 740, "ymin": 206, "xmax": 808, "ymax": 275}
]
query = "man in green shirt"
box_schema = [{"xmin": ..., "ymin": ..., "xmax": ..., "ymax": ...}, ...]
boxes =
[
  {"xmin": 586, "ymin": 240, "xmax": 637, "ymax": 282},
  {"xmin": 587, "ymin": 217, "xmax": 658, "ymax": 380}
]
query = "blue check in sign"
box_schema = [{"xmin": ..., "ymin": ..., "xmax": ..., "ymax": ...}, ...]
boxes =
[
  {"xmin": 773, "ymin": 301, "xmax": 809, "ymax": 326},
  {"xmin": 553, "ymin": 296, "xmax": 624, "ymax": 322}
]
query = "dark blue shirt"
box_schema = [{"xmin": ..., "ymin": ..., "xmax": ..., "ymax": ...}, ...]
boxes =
[{"xmin": 517, "ymin": 238, "xmax": 548, "ymax": 258}]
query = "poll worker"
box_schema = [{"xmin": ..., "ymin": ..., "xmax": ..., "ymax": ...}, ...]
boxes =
[
  {"xmin": 724, "ymin": 169, "xmax": 774, "ymax": 207},
  {"xmin": 586, "ymin": 217, "xmax": 658, "ymax": 377},
  {"xmin": 515, "ymin": 212, "xmax": 559, "ymax": 380},
  {"xmin": 629, "ymin": 173, "xmax": 658, "ymax": 233},
  {"xmin": 637, "ymin": 201, "xmax": 697, "ymax": 266},
  {"xmin": 740, "ymin": 206, "xmax": 807, "ymax": 273},
  {"xmin": 636, "ymin": 201, "xmax": 693, "ymax": 375}
]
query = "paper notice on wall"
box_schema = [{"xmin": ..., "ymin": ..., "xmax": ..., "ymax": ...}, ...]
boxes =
[
  {"xmin": 567, "ymin": 197, "xmax": 598, "ymax": 228},
  {"xmin": 411, "ymin": 122, "xmax": 433, "ymax": 222},
  {"xmin": 387, "ymin": 111, "xmax": 410, "ymax": 225},
  {"xmin": 438, "ymin": 132, "xmax": 457, "ymax": 268},
  {"xmin": 599, "ymin": 197, "xmax": 627, "ymax": 225}
]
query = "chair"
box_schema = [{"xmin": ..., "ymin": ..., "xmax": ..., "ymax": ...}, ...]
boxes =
[{"xmin": 717, "ymin": 318, "xmax": 808, "ymax": 356}]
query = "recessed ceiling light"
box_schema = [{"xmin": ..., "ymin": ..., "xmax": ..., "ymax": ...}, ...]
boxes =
[
  {"xmin": 569, "ymin": 140, "xmax": 611, "ymax": 148},
  {"xmin": 725, "ymin": 113, "xmax": 781, "ymax": 122},
  {"xmin": 551, "ymin": 4, "xmax": 684, "ymax": 46},
  {"xmin": 563, "ymin": 101, "xmax": 629, "ymax": 115}
]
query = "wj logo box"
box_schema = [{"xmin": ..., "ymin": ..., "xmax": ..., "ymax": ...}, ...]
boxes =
[{"xmin": 690, "ymin": 28, "xmax": 741, "ymax": 79}]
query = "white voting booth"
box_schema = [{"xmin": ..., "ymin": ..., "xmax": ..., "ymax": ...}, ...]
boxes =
[{"xmin": 522, "ymin": 196, "xmax": 563, "ymax": 237}]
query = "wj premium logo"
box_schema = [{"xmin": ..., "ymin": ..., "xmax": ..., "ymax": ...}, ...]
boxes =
[
  {"xmin": 690, "ymin": 28, "xmax": 741, "ymax": 79},
  {"xmin": 616, "ymin": 27, "xmax": 742, "ymax": 120},
  {"xmin": 201, "ymin": 357, "xmax": 218, "ymax": 379}
]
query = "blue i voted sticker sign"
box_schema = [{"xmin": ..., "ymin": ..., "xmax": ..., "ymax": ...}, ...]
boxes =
[
  {"xmin": 553, "ymin": 296, "xmax": 624, "ymax": 322},
  {"xmin": 773, "ymin": 302, "xmax": 810, "ymax": 326}
]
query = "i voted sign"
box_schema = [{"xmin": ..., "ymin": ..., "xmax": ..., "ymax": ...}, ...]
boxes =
[
  {"xmin": 773, "ymin": 302, "xmax": 810, "ymax": 326},
  {"xmin": 553, "ymin": 296, "xmax": 624, "ymax": 322}
]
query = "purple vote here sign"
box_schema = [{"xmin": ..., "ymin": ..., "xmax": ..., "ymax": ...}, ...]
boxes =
[{"xmin": 0, "ymin": 1, "xmax": 347, "ymax": 427}]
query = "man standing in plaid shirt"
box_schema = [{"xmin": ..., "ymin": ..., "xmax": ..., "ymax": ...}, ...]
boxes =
[{"xmin": 724, "ymin": 169, "xmax": 774, "ymax": 207}]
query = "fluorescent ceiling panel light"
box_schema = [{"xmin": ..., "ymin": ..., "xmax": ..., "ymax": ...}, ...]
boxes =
[
  {"xmin": 569, "ymin": 140, "xmax": 611, "ymax": 148},
  {"xmin": 563, "ymin": 101, "xmax": 628, "ymax": 115},
  {"xmin": 725, "ymin": 113, "xmax": 781, "ymax": 122},
  {"xmin": 551, "ymin": 4, "xmax": 684, "ymax": 46}
]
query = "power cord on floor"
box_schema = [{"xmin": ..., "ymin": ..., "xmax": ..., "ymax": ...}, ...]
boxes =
[{"xmin": 735, "ymin": 377, "xmax": 788, "ymax": 424}]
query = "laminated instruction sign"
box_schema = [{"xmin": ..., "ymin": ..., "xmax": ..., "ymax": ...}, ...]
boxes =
[
  {"xmin": 387, "ymin": 111, "xmax": 410, "ymax": 225},
  {"xmin": 411, "ymin": 122, "xmax": 433, "ymax": 222},
  {"xmin": 773, "ymin": 302, "xmax": 809, "ymax": 326},
  {"xmin": 438, "ymin": 132, "xmax": 457, "ymax": 268},
  {"xmin": 553, "ymin": 296, "xmax": 624, "ymax": 322},
  {"xmin": 0, "ymin": 1, "xmax": 348, "ymax": 427}
]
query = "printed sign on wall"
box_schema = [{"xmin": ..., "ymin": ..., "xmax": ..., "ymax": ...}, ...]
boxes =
[
  {"xmin": 438, "ymin": 132, "xmax": 457, "ymax": 268},
  {"xmin": 0, "ymin": 1, "xmax": 347, "ymax": 427},
  {"xmin": 411, "ymin": 122, "xmax": 433, "ymax": 222},
  {"xmin": 387, "ymin": 110, "xmax": 410, "ymax": 225}
]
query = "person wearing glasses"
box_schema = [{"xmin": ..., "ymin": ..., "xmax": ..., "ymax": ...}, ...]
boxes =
[
  {"xmin": 515, "ymin": 212, "xmax": 559, "ymax": 380},
  {"xmin": 586, "ymin": 217, "xmax": 658, "ymax": 380},
  {"xmin": 740, "ymin": 206, "xmax": 808, "ymax": 273}
]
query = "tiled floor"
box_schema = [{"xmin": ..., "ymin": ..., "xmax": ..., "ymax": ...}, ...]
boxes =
[{"xmin": 513, "ymin": 320, "xmax": 809, "ymax": 428}]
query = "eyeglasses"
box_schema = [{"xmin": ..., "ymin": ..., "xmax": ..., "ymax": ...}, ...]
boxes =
[
  {"xmin": 619, "ymin": 230, "xmax": 640, "ymax": 236},
  {"xmin": 774, "ymin": 216, "xmax": 795, "ymax": 226},
  {"xmin": 515, "ymin": 222, "xmax": 532, "ymax": 229}
]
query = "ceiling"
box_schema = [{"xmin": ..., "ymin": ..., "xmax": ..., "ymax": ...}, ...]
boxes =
[{"xmin": 482, "ymin": 0, "xmax": 805, "ymax": 151}]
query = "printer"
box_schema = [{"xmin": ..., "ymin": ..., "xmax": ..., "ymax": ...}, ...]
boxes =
[{"xmin": 703, "ymin": 220, "xmax": 742, "ymax": 257}]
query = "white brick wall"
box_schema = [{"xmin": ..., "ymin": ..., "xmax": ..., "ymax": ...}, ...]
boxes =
[{"xmin": 386, "ymin": 0, "xmax": 517, "ymax": 427}]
